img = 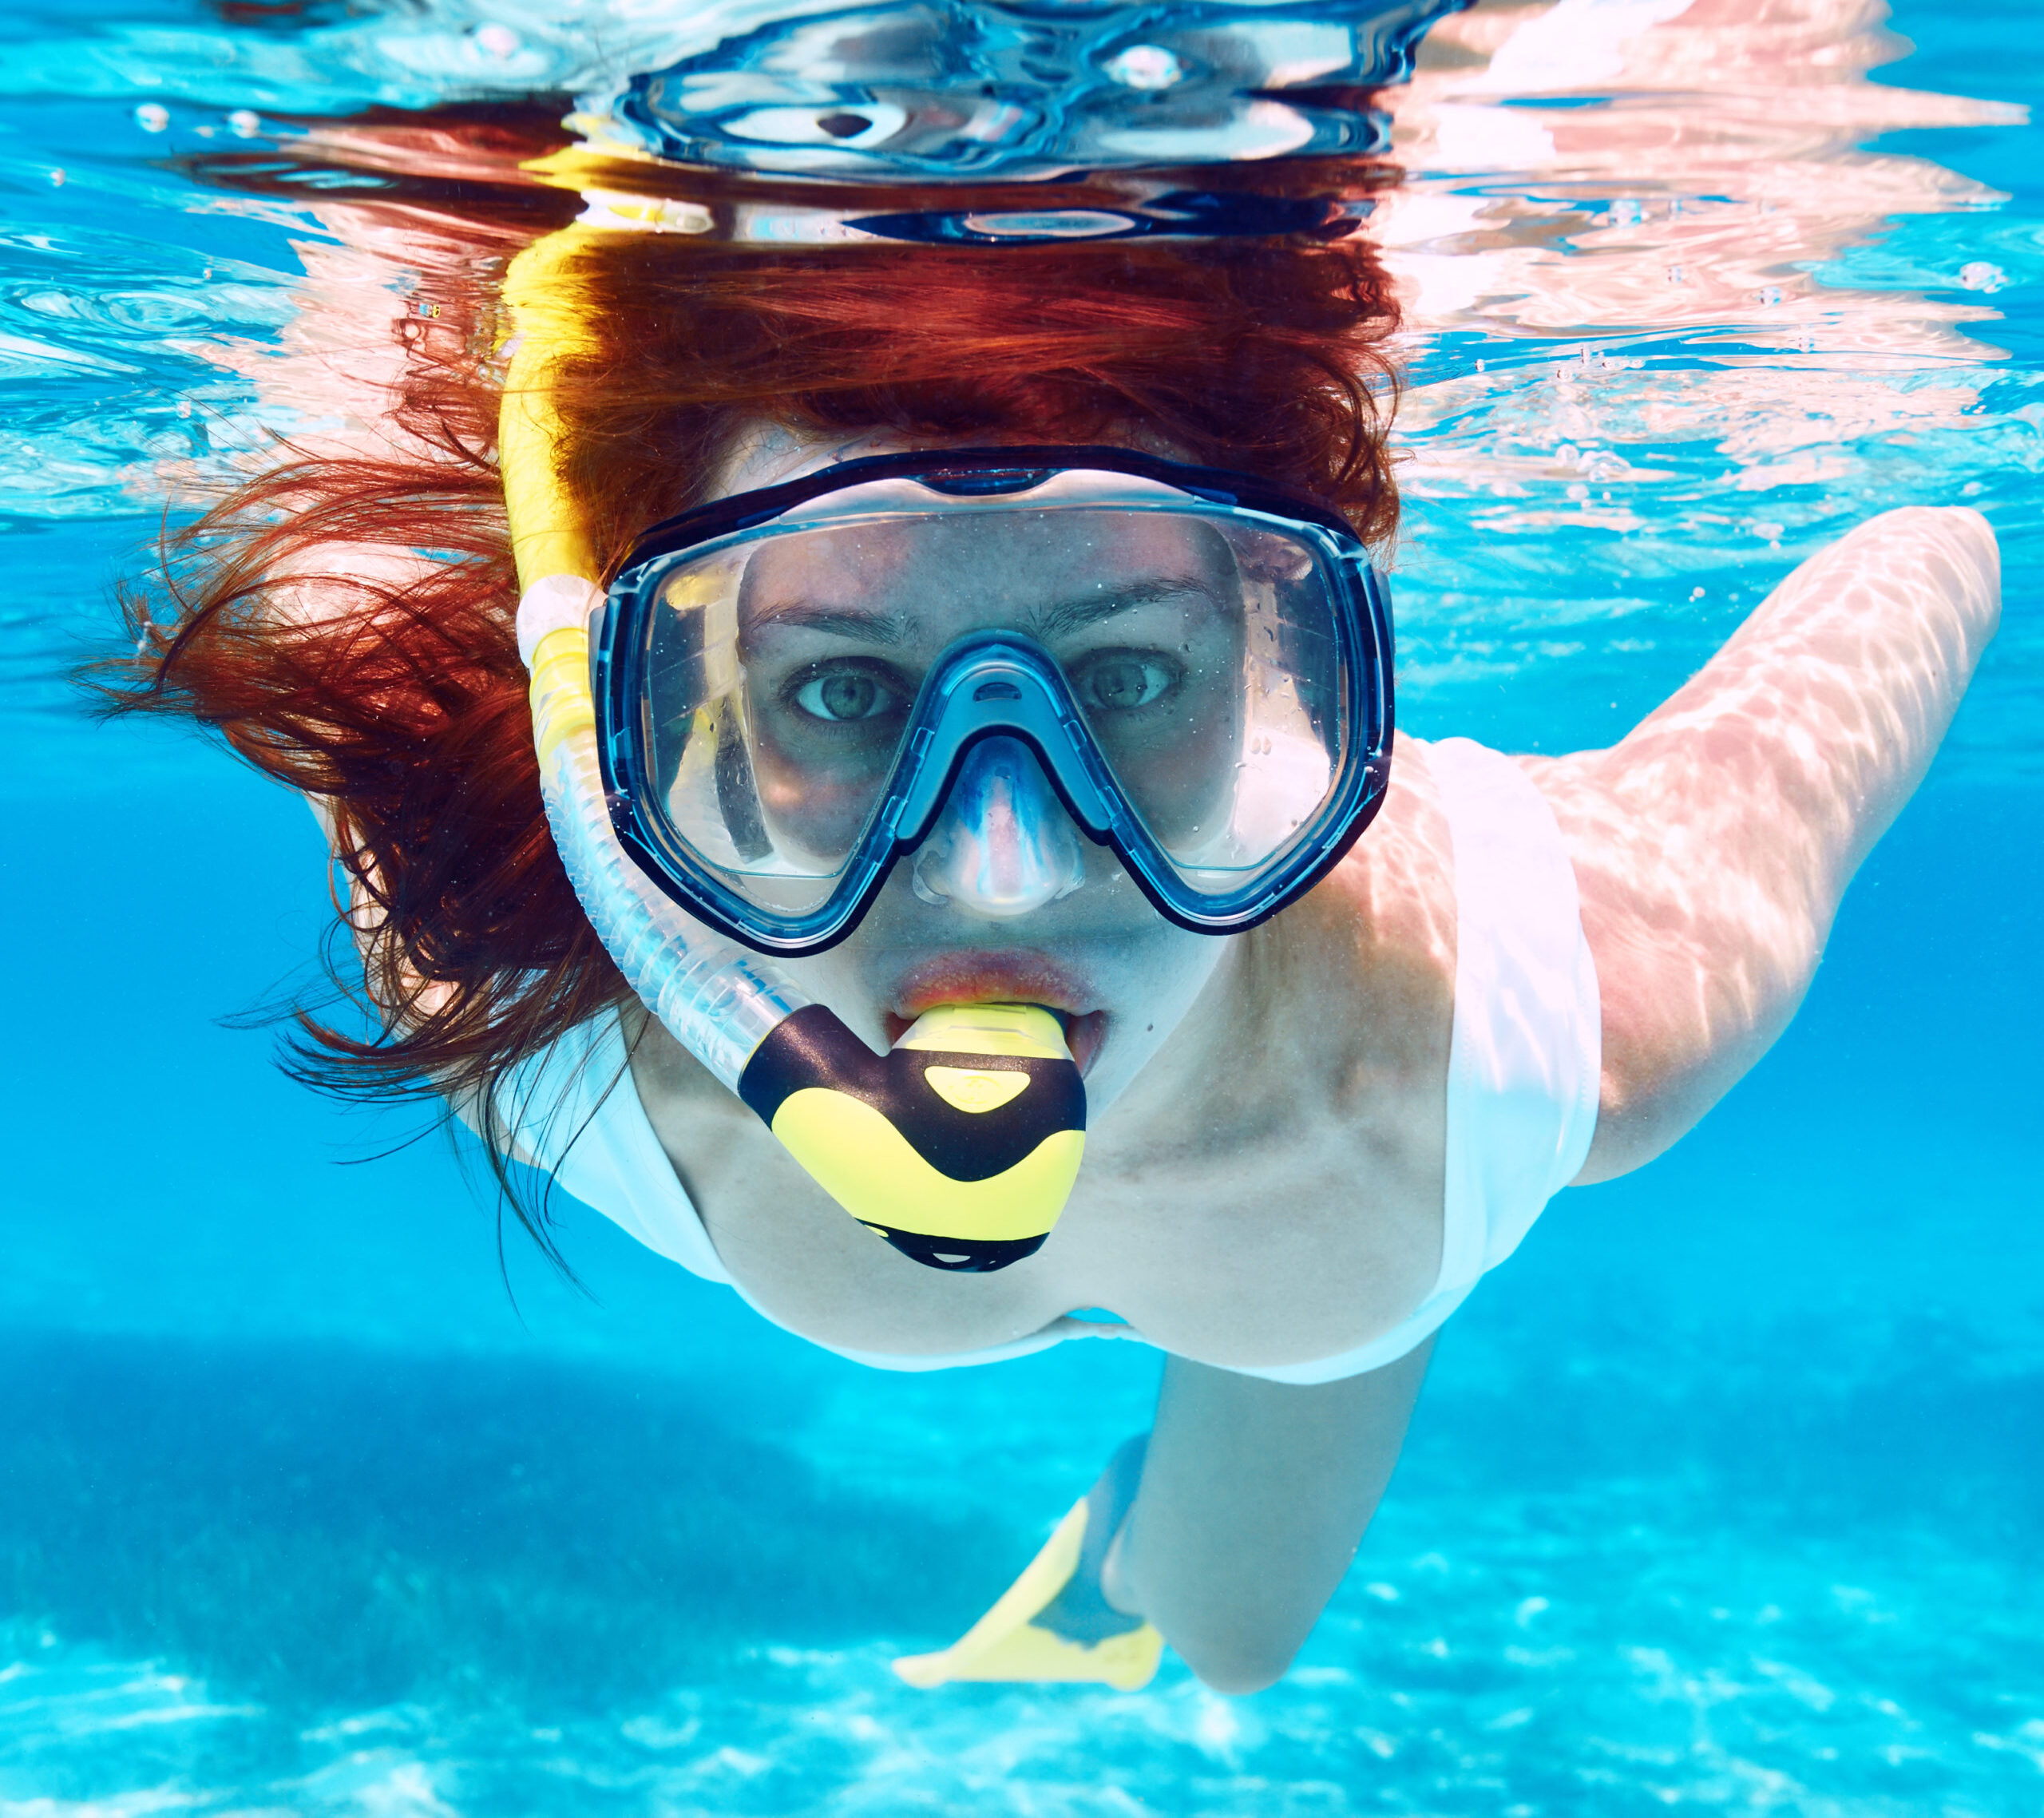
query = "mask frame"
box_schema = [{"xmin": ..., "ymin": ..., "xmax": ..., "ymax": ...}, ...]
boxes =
[{"xmin": 596, "ymin": 445, "xmax": 1396, "ymax": 957}]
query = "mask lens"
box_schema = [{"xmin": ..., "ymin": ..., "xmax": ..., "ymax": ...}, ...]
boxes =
[
  {"xmin": 644, "ymin": 541, "xmax": 918, "ymax": 916},
  {"xmin": 1052, "ymin": 514, "xmax": 1345, "ymax": 891}
]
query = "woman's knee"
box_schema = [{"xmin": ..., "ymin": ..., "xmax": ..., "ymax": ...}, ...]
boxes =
[
  {"xmin": 1164, "ymin": 1611, "xmax": 1311, "ymax": 1695},
  {"xmin": 1161, "ymin": 1586, "xmax": 1316, "ymax": 1685}
]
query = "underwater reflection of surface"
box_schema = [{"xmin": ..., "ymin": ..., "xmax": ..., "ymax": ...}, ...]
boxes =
[
  {"xmin": 1375, "ymin": 0, "xmax": 2040, "ymax": 767},
  {"xmin": 600, "ymin": 0, "xmax": 1465, "ymax": 178},
  {"xmin": 0, "ymin": 0, "xmax": 2035, "ymax": 782}
]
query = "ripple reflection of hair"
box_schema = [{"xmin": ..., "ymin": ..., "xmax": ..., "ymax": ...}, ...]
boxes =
[{"xmin": 95, "ymin": 111, "xmax": 1404, "ymax": 1255}]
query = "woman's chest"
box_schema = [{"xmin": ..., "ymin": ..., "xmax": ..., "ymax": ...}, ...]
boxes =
[{"xmin": 1036, "ymin": 1061, "xmax": 1450, "ymax": 1367}]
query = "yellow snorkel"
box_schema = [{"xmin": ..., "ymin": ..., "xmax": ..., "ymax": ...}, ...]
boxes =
[{"xmin": 499, "ymin": 229, "xmax": 1085, "ymax": 1272}]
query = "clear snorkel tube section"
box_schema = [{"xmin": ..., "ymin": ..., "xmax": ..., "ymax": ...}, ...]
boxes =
[
  {"xmin": 500, "ymin": 229, "xmax": 1085, "ymax": 1273},
  {"xmin": 517, "ymin": 571, "xmax": 811, "ymax": 1089}
]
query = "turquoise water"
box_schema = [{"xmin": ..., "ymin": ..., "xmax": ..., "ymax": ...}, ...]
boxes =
[{"xmin": 2, "ymin": 2, "xmax": 2041, "ymax": 1812}]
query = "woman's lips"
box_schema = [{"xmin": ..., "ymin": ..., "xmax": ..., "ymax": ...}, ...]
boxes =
[{"xmin": 882, "ymin": 952, "xmax": 1109, "ymax": 1075}]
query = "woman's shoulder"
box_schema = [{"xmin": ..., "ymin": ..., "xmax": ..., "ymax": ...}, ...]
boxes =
[{"xmin": 1221, "ymin": 740, "xmax": 1461, "ymax": 1084}]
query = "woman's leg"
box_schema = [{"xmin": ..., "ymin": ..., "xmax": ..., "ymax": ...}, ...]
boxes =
[{"xmin": 1102, "ymin": 1336, "xmax": 1435, "ymax": 1693}]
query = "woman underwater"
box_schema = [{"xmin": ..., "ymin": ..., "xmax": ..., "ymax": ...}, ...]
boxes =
[{"xmin": 116, "ymin": 137, "xmax": 2000, "ymax": 1696}]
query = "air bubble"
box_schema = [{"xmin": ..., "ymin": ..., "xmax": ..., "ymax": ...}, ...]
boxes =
[{"xmin": 1102, "ymin": 45, "xmax": 1186, "ymax": 91}]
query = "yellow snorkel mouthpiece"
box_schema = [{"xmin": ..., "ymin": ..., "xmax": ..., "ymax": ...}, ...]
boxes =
[
  {"xmin": 738, "ymin": 1003, "xmax": 1086, "ymax": 1271},
  {"xmin": 501, "ymin": 228, "xmax": 1085, "ymax": 1271}
]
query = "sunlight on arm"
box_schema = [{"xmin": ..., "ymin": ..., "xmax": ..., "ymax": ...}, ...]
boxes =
[{"xmin": 1539, "ymin": 506, "xmax": 2000, "ymax": 1178}]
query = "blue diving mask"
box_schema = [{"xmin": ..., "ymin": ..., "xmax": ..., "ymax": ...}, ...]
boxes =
[{"xmin": 595, "ymin": 446, "xmax": 1395, "ymax": 957}]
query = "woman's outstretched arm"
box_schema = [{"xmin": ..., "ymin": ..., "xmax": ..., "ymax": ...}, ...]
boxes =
[
  {"xmin": 1536, "ymin": 505, "xmax": 2001, "ymax": 1179},
  {"xmin": 1103, "ymin": 1337, "xmax": 1435, "ymax": 1693}
]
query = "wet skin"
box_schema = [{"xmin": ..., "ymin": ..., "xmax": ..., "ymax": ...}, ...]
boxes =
[{"xmin": 622, "ymin": 431, "xmax": 2001, "ymax": 1688}]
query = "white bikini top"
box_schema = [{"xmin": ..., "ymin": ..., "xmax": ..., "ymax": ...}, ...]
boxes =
[{"xmin": 493, "ymin": 737, "xmax": 1601, "ymax": 1384}]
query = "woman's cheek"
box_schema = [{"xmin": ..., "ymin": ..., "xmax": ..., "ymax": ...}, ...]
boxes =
[
  {"xmin": 1105, "ymin": 683, "xmax": 1240, "ymax": 849},
  {"xmin": 749, "ymin": 721, "xmax": 878, "ymax": 858}
]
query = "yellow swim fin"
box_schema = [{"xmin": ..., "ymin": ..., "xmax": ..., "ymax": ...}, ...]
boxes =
[{"xmin": 893, "ymin": 1440, "xmax": 1163, "ymax": 1692}]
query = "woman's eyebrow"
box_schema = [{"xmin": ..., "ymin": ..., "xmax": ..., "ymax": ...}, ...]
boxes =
[
  {"xmin": 743, "ymin": 574, "xmax": 1222, "ymax": 644},
  {"xmin": 1028, "ymin": 574, "xmax": 1224, "ymax": 639},
  {"xmin": 744, "ymin": 602, "xmax": 914, "ymax": 645}
]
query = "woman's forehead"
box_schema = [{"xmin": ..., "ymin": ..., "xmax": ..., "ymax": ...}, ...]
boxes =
[
  {"xmin": 703, "ymin": 420, "xmax": 1203, "ymax": 503},
  {"xmin": 736, "ymin": 511, "xmax": 1237, "ymax": 636},
  {"xmin": 707, "ymin": 423, "xmax": 898, "ymax": 500}
]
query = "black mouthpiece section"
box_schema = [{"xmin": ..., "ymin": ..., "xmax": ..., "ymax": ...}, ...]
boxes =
[{"xmin": 861, "ymin": 1227, "xmax": 1050, "ymax": 1273}]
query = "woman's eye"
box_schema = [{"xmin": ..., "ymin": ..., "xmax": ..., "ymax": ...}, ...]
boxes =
[
  {"xmin": 1075, "ymin": 652, "xmax": 1176, "ymax": 711},
  {"xmin": 793, "ymin": 669, "xmax": 899, "ymax": 723}
]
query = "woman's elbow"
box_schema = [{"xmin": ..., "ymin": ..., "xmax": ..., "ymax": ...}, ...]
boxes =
[{"xmin": 1880, "ymin": 503, "xmax": 2001, "ymax": 661}]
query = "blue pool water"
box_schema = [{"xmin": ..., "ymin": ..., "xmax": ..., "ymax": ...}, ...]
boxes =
[{"xmin": 2, "ymin": 2, "xmax": 2041, "ymax": 1812}]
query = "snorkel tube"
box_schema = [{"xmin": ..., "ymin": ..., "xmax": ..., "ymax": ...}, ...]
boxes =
[{"xmin": 500, "ymin": 230, "xmax": 1085, "ymax": 1272}]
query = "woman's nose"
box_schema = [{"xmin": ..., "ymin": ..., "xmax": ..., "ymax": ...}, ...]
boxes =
[{"xmin": 911, "ymin": 735, "xmax": 1086, "ymax": 918}]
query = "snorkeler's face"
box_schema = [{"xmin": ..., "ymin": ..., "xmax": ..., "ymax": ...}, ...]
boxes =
[{"xmin": 705, "ymin": 429, "xmax": 1234, "ymax": 1103}]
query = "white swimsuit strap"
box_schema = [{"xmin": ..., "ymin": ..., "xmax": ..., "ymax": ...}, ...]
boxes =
[
  {"xmin": 494, "ymin": 1013, "xmax": 735, "ymax": 1285},
  {"xmin": 1428, "ymin": 736, "xmax": 1602, "ymax": 1285}
]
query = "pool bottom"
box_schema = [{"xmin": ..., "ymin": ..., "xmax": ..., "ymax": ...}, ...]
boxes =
[{"xmin": 0, "ymin": 1290, "xmax": 2038, "ymax": 1818}]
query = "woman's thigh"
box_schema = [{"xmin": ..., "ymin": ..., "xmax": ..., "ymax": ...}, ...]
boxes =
[{"xmin": 1109, "ymin": 1335, "xmax": 1435, "ymax": 1693}]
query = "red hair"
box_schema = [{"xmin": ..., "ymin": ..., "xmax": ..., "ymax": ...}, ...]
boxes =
[{"xmin": 102, "ymin": 118, "xmax": 1405, "ymax": 1248}]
